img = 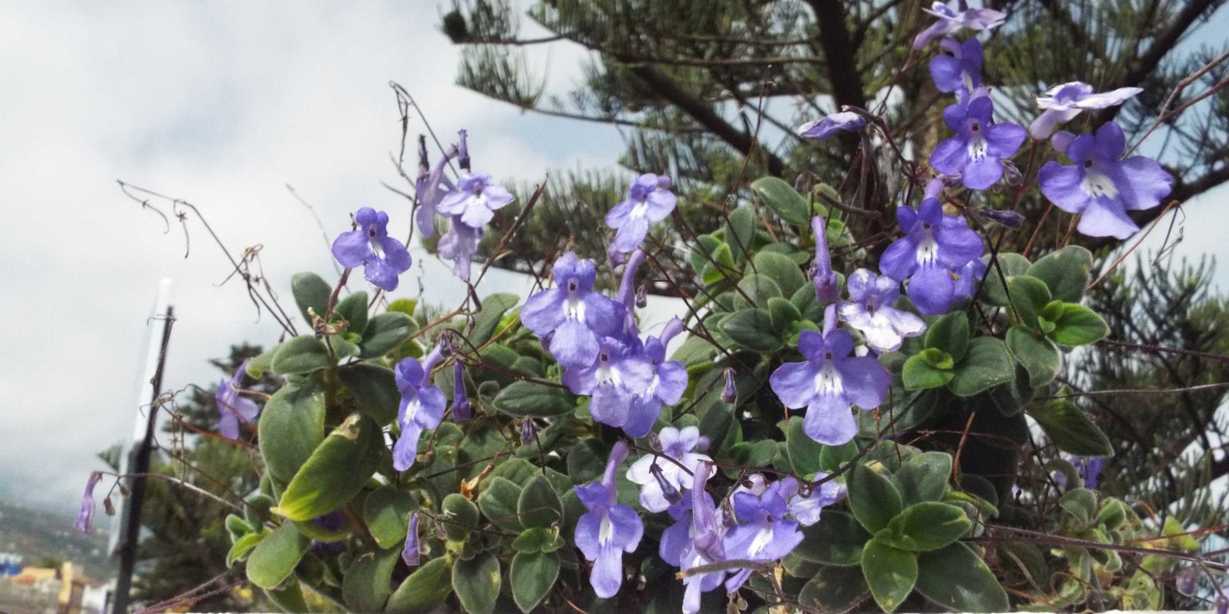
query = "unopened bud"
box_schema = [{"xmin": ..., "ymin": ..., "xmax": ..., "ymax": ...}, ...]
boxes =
[
  {"xmin": 721, "ymin": 368, "xmax": 737, "ymax": 403},
  {"xmin": 981, "ymin": 208, "xmax": 1026, "ymax": 228},
  {"xmin": 520, "ymin": 419, "xmax": 537, "ymax": 445},
  {"xmin": 635, "ymin": 285, "xmax": 648, "ymax": 309}
]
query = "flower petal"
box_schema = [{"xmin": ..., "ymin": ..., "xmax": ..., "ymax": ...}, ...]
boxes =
[
  {"xmin": 907, "ymin": 265, "xmax": 956, "ymax": 316},
  {"xmin": 331, "ymin": 230, "xmax": 370, "ymax": 268},
  {"xmin": 1039, "ymin": 162, "xmax": 1090, "ymax": 214},
  {"xmin": 769, "ymin": 361, "xmax": 817, "ymax": 409},
  {"xmin": 803, "ymin": 393, "xmax": 858, "ymax": 445}
]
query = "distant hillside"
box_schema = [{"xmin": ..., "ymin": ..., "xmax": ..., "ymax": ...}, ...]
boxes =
[{"xmin": 0, "ymin": 498, "xmax": 114, "ymax": 581}]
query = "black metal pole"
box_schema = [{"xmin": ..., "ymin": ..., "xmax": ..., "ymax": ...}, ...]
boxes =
[{"xmin": 112, "ymin": 306, "xmax": 174, "ymax": 614}]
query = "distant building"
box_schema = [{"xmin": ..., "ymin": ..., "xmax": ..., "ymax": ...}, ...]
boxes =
[{"xmin": 0, "ymin": 561, "xmax": 109, "ymax": 614}]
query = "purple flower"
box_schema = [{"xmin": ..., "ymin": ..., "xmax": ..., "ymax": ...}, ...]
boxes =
[
  {"xmin": 879, "ymin": 197, "xmax": 985, "ymax": 315},
  {"xmin": 437, "ymin": 216, "xmax": 481, "ymax": 281},
  {"xmin": 215, "ymin": 361, "xmax": 260, "ymax": 440},
  {"xmin": 797, "ymin": 111, "xmax": 866, "ymax": 141},
  {"xmin": 769, "ymin": 306, "xmax": 890, "ymax": 445},
  {"xmin": 520, "ymin": 252, "xmax": 624, "ymax": 368},
  {"xmin": 1030, "ymin": 82, "xmax": 1142, "ymax": 140},
  {"xmin": 776, "ymin": 475, "xmax": 845, "ymax": 526},
  {"xmin": 615, "ymin": 249, "xmax": 647, "ymax": 341},
  {"xmin": 838, "ymin": 269, "xmax": 925, "ymax": 353},
  {"xmin": 414, "ymin": 140, "xmax": 457, "ymax": 238},
  {"xmin": 563, "ymin": 336, "xmax": 653, "ymax": 433},
  {"xmin": 392, "ymin": 347, "xmax": 447, "ymax": 472},
  {"xmin": 811, "ymin": 216, "xmax": 839, "ymax": 304},
  {"xmin": 722, "ymin": 477, "xmax": 806, "ymax": 592},
  {"xmin": 952, "ymin": 257, "xmax": 987, "ymax": 303},
  {"xmin": 605, "ymin": 173, "xmax": 677, "ymax": 254},
  {"xmin": 575, "ymin": 441, "xmax": 643, "ymax": 599},
  {"xmin": 677, "ymin": 462, "xmax": 726, "ymax": 614},
  {"xmin": 402, "ymin": 512, "xmax": 420, "ymax": 566},
  {"xmin": 931, "ymin": 96, "xmax": 1027, "ymax": 190},
  {"xmin": 623, "ymin": 319, "xmax": 689, "ymax": 437},
  {"xmin": 74, "ymin": 471, "xmax": 103, "ymax": 533},
  {"xmin": 626, "ymin": 426, "xmax": 712, "ymax": 512},
  {"xmin": 721, "ymin": 368, "xmax": 737, "ymax": 404},
  {"xmin": 929, "ymin": 37, "xmax": 983, "ymax": 94},
  {"xmin": 1038, "ymin": 122, "xmax": 1172, "ymax": 239},
  {"xmin": 332, "ymin": 207, "xmax": 413, "ymax": 291},
  {"xmin": 450, "ymin": 361, "xmax": 471, "ymax": 422},
  {"xmin": 913, "ymin": 1, "xmax": 1006, "ymax": 49},
  {"xmin": 436, "ymin": 172, "xmax": 514, "ymax": 228}
]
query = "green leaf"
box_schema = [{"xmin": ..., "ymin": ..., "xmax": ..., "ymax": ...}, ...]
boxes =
[
  {"xmin": 1047, "ymin": 302, "xmax": 1109, "ymax": 346},
  {"xmin": 361, "ymin": 312, "xmax": 415, "ymax": 358},
  {"xmin": 849, "ymin": 463, "xmax": 903, "ymax": 533},
  {"xmin": 291, "ymin": 272, "xmax": 332, "ymax": 325},
  {"xmin": 471, "ymin": 293, "xmax": 519, "ymax": 346},
  {"xmin": 981, "ymin": 253, "xmax": 1031, "ymax": 306},
  {"xmin": 336, "ymin": 291, "xmax": 370, "ymax": 334},
  {"xmin": 902, "ymin": 352, "xmax": 955, "ymax": 391},
  {"xmin": 894, "ymin": 451, "xmax": 952, "ymax": 504},
  {"xmin": 512, "ymin": 527, "xmax": 565, "ymax": 554},
  {"xmin": 751, "ymin": 176, "xmax": 810, "ymax": 225},
  {"xmin": 510, "ymin": 551, "xmax": 560, "ymax": 613},
  {"xmin": 258, "ymin": 380, "xmax": 326, "ymax": 484},
  {"xmin": 819, "ymin": 440, "xmax": 859, "ymax": 472},
  {"xmin": 275, "ymin": 414, "xmax": 382, "ymax": 521},
  {"xmin": 700, "ymin": 242, "xmax": 735, "ymax": 285},
  {"xmin": 226, "ymin": 531, "xmax": 264, "ymax": 566},
  {"xmin": 1008, "ymin": 274, "xmax": 1053, "ymax": 330},
  {"xmin": 245, "ymin": 523, "xmax": 309, "ymax": 589},
  {"xmin": 386, "ymin": 556, "xmax": 453, "ymax": 612},
  {"xmin": 767, "ymin": 296, "xmax": 802, "ymax": 331},
  {"xmin": 442, "ymin": 493, "xmax": 480, "ymax": 540},
  {"xmin": 785, "ymin": 416, "xmax": 824, "ymax": 477},
  {"xmin": 948, "ymin": 337, "xmax": 1015, "ymax": 397},
  {"xmin": 271, "ymin": 335, "xmax": 331, "ymax": 375},
  {"xmin": 264, "ymin": 578, "xmax": 309, "ymax": 614},
  {"xmin": 795, "ymin": 510, "xmax": 870, "ymax": 566},
  {"xmin": 733, "ymin": 273, "xmax": 783, "ymax": 309},
  {"xmin": 518, "ymin": 475, "xmax": 563, "ymax": 528},
  {"xmin": 799, "ymin": 565, "xmax": 870, "ymax": 613},
  {"xmin": 925, "ymin": 312, "xmax": 970, "ymax": 362},
  {"xmin": 861, "ymin": 538, "xmax": 917, "ymax": 613},
  {"xmin": 492, "ymin": 381, "xmax": 575, "ymax": 417},
  {"xmin": 1027, "ymin": 245, "xmax": 1093, "ymax": 302},
  {"xmin": 1029, "ymin": 400, "xmax": 1113, "ymax": 455},
  {"xmin": 726, "ymin": 205, "xmax": 756, "ymax": 263},
  {"xmin": 452, "ymin": 553, "xmax": 501, "ymax": 614},
  {"xmin": 1006, "ymin": 326, "xmax": 1061, "ymax": 386},
  {"xmin": 720, "ymin": 308, "xmax": 782, "ymax": 352},
  {"xmin": 478, "ymin": 477, "xmax": 524, "ymax": 532},
  {"xmin": 339, "ymin": 363, "xmax": 400, "ymax": 426},
  {"xmin": 753, "ymin": 251, "xmax": 808, "ymax": 297},
  {"xmin": 363, "ymin": 486, "xmax": 415, "ymax": 550},
  {"xmin": 247, "ymin": 345, "xmax": 278, "ymax": 379},
  {"xmin": 915, "ymin": 542, "xmax": 1009, "ymax": 612},
  {"xmin": 882, "ymin": 502, "xmax": 972, "ymax": 551},
  {"xmin": 343, "ymin": 548, "xmax": 399, "ymax": 612},
  {"xmin": 731, "ymin": 440, "xmax": 778, "ymax": 468},
  {"xmin": 1059, "ymin": 487, "xmax": 1098, "ymax": 525}
]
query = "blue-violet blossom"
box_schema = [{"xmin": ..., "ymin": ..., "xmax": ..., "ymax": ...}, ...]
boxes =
[
  {"xmin": 1038, "ymin": 122, "xmax": 1172, "ymax": 239},
  {"xmin": 402, "ymin": 512, "xmax": 421, "ymax": 566},
  {"xmin": 838, "ymin": 268, "xmax": 926, "ymax": 353},
  {"xmin": 574, "ymin": 440, "xmax": 643, "ymax": 598},
  {"xmin": 797, "ymin": 111, "xmax": 865, "ymax": 141},
  {"xmin": 623, "ymin": 319, "xmax": 689, "ymax": 437},
  {"xmin": 722, "ymin": 477, "xmax": 806, "ymax": 592},
  {"xmin": 811, "ymin": 216, "xmax": 840, "ymax": 304},
  {"xmin": 879, "ymin": 197, "xmax": 985, "ymax": 315},
  {"xmin": 931, "ymin": 96, "xmax": 1027, "ymax": 190},
  {"xmin": 75, "ymin": 471, "xmax": 103, "ymax": 532},
  {"xmin": 769, "ymin": 306, "xmax": 890, "ymax": 445},
  {"xmin": 626, "ymin": 426, "xmax": 712, "ymax": 512},
  {"xmin": 215, "ymin": 361, "xmax": 260, "ymax": 440},
  {"xmin": 1030, "ymin": 81, "xmax": 1142, "ymax": 140},
  {"xmin": 605, "ymin": 173, "xmax": 677, "ymax": 254},
  {"xmin": 520, "ymin": 252, "xmax": 624, "ymax": 368},
  {"xmin": 563, "ymin": 336, "xmax": 654, "ymax": 434},
  {"xmin": 436, "ymin": 171, "xmax": 514, "ymax": 228},
  {"xmin": 392, "ymin": 347, "xmax": 447, "ymax": 472},
  {"xmin": 929, "ymin": 37, "xmax": 983, "ymax": 94},
  {"xmin": 332, "ymin": 207, "xmax": 412, "ymax": 291},
  {"xmin": 912, "ymin": 1, "xmax": 1006, "ymax": 49}
]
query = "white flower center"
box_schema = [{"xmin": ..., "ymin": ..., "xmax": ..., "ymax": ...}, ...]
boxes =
[
  {"xmin": 813, "ymin": 363, "xmax": 844, "ymax": 396},
  {"xmin": 564, "ymin": 296, "xmax": 587, "ymax": 321},
  {"xmin": 598, "ymin": 514, "xmax": 614, "ymax": 546},
  {"xmin": 404, "ymin": 398, "xmax": 422, "ymax": 425},
  {"xmin": 630, "ymin": 200, "xmax": 650, "ymax": 220},
  {"xmin": 596, "ymin": 362, "xmax": 622, "ymax": 387},
  {"xmin": 915, "ymin": 231, "xmax": 939, "ymax": 266},
  {"xmin": 967, "ymin": 133, "xmax": 989, "ymax": 162},
  {"xmin": 644, "ymin": 374, "xmax": 660, "ymax": 399},
  {"xmin": 747, "ymin": 526, "xmax": 774, "ymax": 558},
  {"xmin": 1081, "ymin": 169, "xmax": 1119, "ymax": 199}
]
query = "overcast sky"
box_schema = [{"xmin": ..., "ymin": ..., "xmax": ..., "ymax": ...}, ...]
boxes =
[{"xmin": 1, "ymin": 2, "xmax": 1225, "ymax": 523}]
